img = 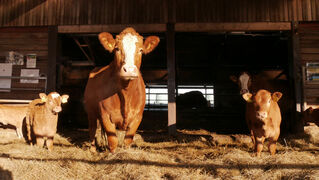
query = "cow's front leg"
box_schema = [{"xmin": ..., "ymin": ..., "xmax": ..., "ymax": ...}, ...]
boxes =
[
  {"xmin": 255, "ymin": 136, "xmax": 265, "ymax": 157},
  {"xmin": 268, "ymin": 138, "xmax": 277, "ymax": 156},
  {"xmin": 46, "ymin": 137, "xmax": 54, "ymax": 151},
  {"xmin": 101, "ymin": 114, "xmax": 118, "ymax": 153},
  {"xmin": 124, "ymin": 115, "xmax": 142, "ymax": 147},
  {"xmin": 36, "ymin": 136, "xmax": 45, "ymax": 148}
]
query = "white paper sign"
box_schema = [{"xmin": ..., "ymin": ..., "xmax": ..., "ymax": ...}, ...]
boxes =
[
  {"xmin": 0, "ymin": 63, "xmax": 12, "ymax": 92},
  {"xmin": 26, "ymin": 54, "xmax": 36, "ymax": 68},
  {"xmin": 20, "ymin": 69, "xmax": 39, "ymax": 84}
]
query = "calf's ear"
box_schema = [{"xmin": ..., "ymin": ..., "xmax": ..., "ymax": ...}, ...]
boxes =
[
  {"xmin": 143, "ymin": 36, "xmax": 160, "ymax": 54},
  {"xmin": 272, "ymin": 92, "xmax": 282, "ymax": 102},
  {"xmin": 39, "ymin": 93, "xmax": 47, "ymax": 102},
  {"xmin": 242, "ymin": 93, "xmax": 253, "ymax": 103},
  {"xmin": 61, "ymin": 94, "xmax": 69, "ymax": 104},
  {"xmin": 99, "ymin": 32, "xmax": 115, "ymax": 53},
  {"xmin": 229, "ymin": 75, "xmax": 237, "ymax": 83}
]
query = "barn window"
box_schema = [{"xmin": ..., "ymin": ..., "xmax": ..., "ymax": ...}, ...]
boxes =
[{"xmin": 145, "ymin": 84, "xmax": 214, "ymax": 111}]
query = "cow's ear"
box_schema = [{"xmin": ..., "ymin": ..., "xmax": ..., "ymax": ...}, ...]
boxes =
[
  {"xmin": 242, "ymin": 93, "xmax": 253, "ymax": 103},
  {"xmin": 306, "ymin": 107, "xmax": 314, "ymax": 114},
  {"xmin": 143, "ymin": 36, "xmax": 160, "ymax": 54},
  {"xmin": 39, "ymin": 93, "xmax": 47, "ymax": 102},
  {"xmin": 61, "ymin": 94, "xmax": 69, "ymax": 104},
  {"xmin": 99, "ymin": 32, "xmax": 115, "ymax": 53},
  {"xmin": 230, "ymin": 75, "xmax": 237, "ymax": 83},
  {"xmin": 272, "ymin": 92, "xmax": 282, "ymax": 102}
]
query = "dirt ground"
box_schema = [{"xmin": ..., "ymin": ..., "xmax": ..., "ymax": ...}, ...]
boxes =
[{"xmin": 0, "ymin": 124, "xmax": 319, "ymax": 180}]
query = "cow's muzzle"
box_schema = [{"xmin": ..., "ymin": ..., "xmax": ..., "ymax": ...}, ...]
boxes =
[
  {"xmin": 256, "ymin": 111, "xmax": 268, "ymax": 120},
  {"xmin": 240, "ymin": 89, "xmax": 249, "ymax": 95},
  {"xmin": 120, "ymin": 64, "xmax": 139, "ymax": 80}
]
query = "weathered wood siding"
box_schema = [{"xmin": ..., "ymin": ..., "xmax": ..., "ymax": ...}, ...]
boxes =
[
  {"xmin": 1, "ymin": 0, "xmax": 319, "ymax": 27},
  {"xmin": 0, "ymin": 27, "xmax": 48, "ymax": 100},
  {"xmin": 299, "ymin": 23, "xmax": 319, "ymax": 106}
]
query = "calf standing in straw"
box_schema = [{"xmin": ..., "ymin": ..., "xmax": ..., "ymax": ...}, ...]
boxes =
[{"xmin": 26, "ymin": 92, "xmax": 69, "ymax": 151}]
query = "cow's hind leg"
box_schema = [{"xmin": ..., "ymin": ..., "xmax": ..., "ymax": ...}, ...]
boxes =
[
  {"xmin": 101, "ymin": 115, "xmax": 118, "ymax": 153},
  {"xmin": 88, "ymin": 113, "xmax": 98, "ymax": 153},
  {"xmin": 124, "ymin": 116, "xmax": 142, "ymax": 147}
]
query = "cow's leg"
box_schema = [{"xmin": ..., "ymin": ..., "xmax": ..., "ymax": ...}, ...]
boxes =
[
  {"xmin": 36, "ymin": 137, "xmax": 45, "ymax": 148},
  {"xmin": 26, "ymin": 114, "xmax": 32, "ymax": 144},
  {"xmin": 124, "ymin": 116, "xmax": 142, "ymax": 147},
  {"xmin": 46, "ymin": 137, "xmax": 54, "ymax": 151},
  {"xmin": 100, "ymin": 115, "xmax": 118, "ymax": 153},
  {"xmin": 250, "ymin": 129, "xmax": 255, "ymax": 148},
  {"xmin": 16, "ymin": 128, "xmax": 22, "ymax": 139},
  {"xmin": 88, "ymin": 113, "xmax": 98, "ymax": 153},
  {"xmin": 255, "ymin": 136, "xmax": 265, "ymax": 157}
]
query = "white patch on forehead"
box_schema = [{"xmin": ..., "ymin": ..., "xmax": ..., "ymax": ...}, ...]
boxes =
[
  {"xmin": 239, "ymin": 73, "xmax": 250, "ymax": 91},
  {"xmin": 51, "ymin": 93, "xmax": 60, "ymax": 99},
  {"xmin": 122, "ymin": 33, "xmax": 138, "ymax": 66}
]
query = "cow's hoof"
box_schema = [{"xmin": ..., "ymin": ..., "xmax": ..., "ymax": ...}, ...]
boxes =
[{"xmin": 90, "ymin": 146, "xmax": 97, "ymax": 153}]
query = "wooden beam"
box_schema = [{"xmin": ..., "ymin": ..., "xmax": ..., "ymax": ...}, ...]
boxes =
[
  {"xmin": 47, "ymin": 26, "xmax": 57, "ymax": 93},
  {"xmin": 175, "ymin": 22, "xmax": 292, "ymax": 32},
  {"xmin": 58, "ymin": 24, "xmax": 167, "ymax": 33}
]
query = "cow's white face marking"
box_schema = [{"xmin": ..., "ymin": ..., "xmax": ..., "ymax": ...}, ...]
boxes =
[
  {"xmin": 51, "ymin": 93, "xmax": 60, "ymax": 99},
  {"xmin": 239, "ymin": 73, "xmax": 250, "ymax": 93},
  {"xmin": 122, "ymin": 33, "xmax": 138, "ymax": 67}
]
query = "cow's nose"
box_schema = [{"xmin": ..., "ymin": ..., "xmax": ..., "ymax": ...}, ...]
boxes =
[
  {"xmin": 53, "ymin": 106, "xmax": 62, "ymax": 113},
  {"xmin": 121, "ymin": 64, "xmax": 138, "ymax": 78},
  {"xmin": 240, "ymin": 89, "xmax": 249, "ymax": 95},
  {"xmin": 256, "ymin": 111, "xmax": 267, "ymax": 119}
]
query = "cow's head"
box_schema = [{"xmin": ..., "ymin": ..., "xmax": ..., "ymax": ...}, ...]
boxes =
[
  {"xmin": 242, "ymin": 89, "xmax": 282, "ymax": 120},
  {"xmin": 230, "ymin": 72, "xmax": 251, "ymax": 95},
  {"xmin": 40, "ymin": 92, "xmax": 69, "ymax": 114},
  {"xmin": 99, "ymin": 27, "xmax": 160, "ymax": 81}
]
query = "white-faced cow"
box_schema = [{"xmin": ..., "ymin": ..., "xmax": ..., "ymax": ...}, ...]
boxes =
[
  {"xmin": 84, "ymin": 27, "xmax": 159, "ymax": 153},
  {"xmin": 242, "ymin": 89, "xmax": 282, "ymax": 157},
  {"xmin": 26, "ymin": 92, "xmax": 69, "ymax": 151}
]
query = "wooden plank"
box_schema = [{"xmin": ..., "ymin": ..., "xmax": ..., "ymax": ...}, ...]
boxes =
[
  {"xmin": 58, "ymin": 24, "xmax": 167, "ymax": 33},
  {"xmin": 175, "ymin": 22, "xmax": 291, "ymax": 32}
]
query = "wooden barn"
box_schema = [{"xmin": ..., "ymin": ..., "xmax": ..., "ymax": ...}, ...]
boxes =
[{"xmin": 0, "ymin": 0, "xmax": 319, "ymax": 135}]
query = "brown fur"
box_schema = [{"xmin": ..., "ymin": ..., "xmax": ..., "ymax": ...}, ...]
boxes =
[
  {"xmin": 0, "ymin": 104, "xmax": 28, "ymax": 138},
  {"xmin": 26, "ymin": 92, "xmax": 69, "ymax": 151},
  {"xmin": 84, "ymin": 27, "xmax": 159, "ymax": 153},
  {"xmin": 302, "ymin": 107, "xmax": 319, "ymax": 126},
  {"xmin": 243, "ymin": 89, "xmax": 282, "ymax": 157}
]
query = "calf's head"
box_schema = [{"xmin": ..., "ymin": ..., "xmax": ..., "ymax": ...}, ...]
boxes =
[
  {"xmin": 40, "ymin": 92, "xmax": 69, "ymax": 114},
  {"xmin": 230, "ymin": 72, "xmax": 251, "ymax": 95},
  {"xmin": 99, "ymin": 27, "xmax": 160, "ymax": 81},
  {"xmin": 242, "ymin": 89, "xmax": 282, "ymax": 120}
]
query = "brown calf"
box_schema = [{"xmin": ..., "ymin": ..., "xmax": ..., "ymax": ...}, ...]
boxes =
[
  {"xmin": 302, "ymin": 107, "xmax": 319, "ymax": 126},
  {"xmin": 0, "ymin": 104, "xmax": 28, "ymax": 138},
  {"xmin": 26, "ymin": 92, "xmax": 69, "ymax": 150},
  {"xmin": 242, "ymin": 89, "xmax": 282, "ymax": 157}
]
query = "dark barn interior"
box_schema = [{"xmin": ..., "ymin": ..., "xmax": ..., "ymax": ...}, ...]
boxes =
[{"xmin": 57, "ymin": 31, "xmax": 291, "ymax": 134}]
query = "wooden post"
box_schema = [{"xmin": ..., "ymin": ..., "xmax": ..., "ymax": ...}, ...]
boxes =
[
  {"xmin": 290, "ymin": 21, "xmax": 304, "ymax": 133},
  {"xmin": 47, "ymin": 26, "xmax": 58, "ymax": 93},
  {"xmin": 166, "ymin": 23, "xmax": 176, "ymax": 135},
  {"xmin": 166, "ymin": 0, "xmax": 176, "ymax": 135}
]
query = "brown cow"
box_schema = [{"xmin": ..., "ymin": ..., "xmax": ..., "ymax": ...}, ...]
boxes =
[
  {"xmin": 302, "ymin": 107, "xmax": 319, "ymax": 126},
  {"xmin": 0, "ymin": 104, "xmax": 28, "ymax": 138},
  {"xmin": 26, "ymin": 92, "xmax": 69, "ymax": 150},
  {"xmin": 242, "ymin": 89, "xmax": 282, "ymax": 157},
  {"xmin": 84, "ymin": 27, "xmax": 159, "ymax": 153}
]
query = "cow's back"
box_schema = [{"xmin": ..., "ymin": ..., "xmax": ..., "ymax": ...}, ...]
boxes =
[{"xmin": 0, "ymin": 105, "xmax": 28, "ymax": 126}]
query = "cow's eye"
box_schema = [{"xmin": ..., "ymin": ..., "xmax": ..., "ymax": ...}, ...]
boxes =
[{"xmin": 139, "ymin": 48, "xmax": 143, "ymax": 53}]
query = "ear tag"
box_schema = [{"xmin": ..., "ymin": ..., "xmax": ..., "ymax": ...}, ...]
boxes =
[
  {"xmin": 147, "ymin": 43, "xmax": 151, "ymax": 50},
  {"xmin": 61, "ymin": 98, "xmax": 68, "ymax": 103},
  {"xmin": 108, "ymin": 43, "xmax": 113, "ymax": 48},
  {"xmin": 41, "ymin": 97, "xmax": 47, "ymax": 102}
]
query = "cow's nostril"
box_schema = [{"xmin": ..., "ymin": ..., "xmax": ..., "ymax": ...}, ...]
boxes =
[{"xmin": 123, "ymin": 67, "xmax": 127, "ymax": 72}]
